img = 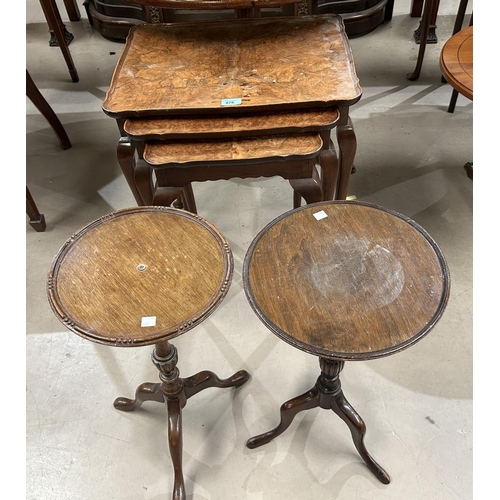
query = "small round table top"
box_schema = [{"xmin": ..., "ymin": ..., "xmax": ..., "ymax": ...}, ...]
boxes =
[
  {"xmin": 47, "ymin": 207, "xmax": 233, "ymax": 346},
  {"xmin": 440, "ymin": 25, "xmax": 473, "ymax": 101},
  {"xmin": 243, "ymin": 201, "xmax": 450, "ymax": 361}
]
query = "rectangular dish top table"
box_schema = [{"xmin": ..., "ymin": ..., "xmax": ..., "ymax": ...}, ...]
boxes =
[{"xmin": 102, "ymin": 14, "xmax": 362, "ymax": 118}]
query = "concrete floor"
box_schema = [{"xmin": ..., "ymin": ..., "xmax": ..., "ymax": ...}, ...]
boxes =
[{"xmin": 26, "ymin": 1, "xmax": 473, "ymax": 499}]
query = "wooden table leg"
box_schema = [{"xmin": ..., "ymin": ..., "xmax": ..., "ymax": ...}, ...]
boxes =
[
  {"xmin": 166, "ymin": 398, "xmax": 186, "ymax": 500},
  {"xmin": 407, "ymin": 0, "xmax": 436, "ymax": 80},
  {"xmin": 63, "ymin": 0, "xmax": 81, "ymax": 21},
  {"xmin": 26, "ymin": 187, "xmax": 47, "ymax": 232},
  {"xmin": 116, "ymin": 136, "xmax": 146, "ymax": 205},
  {"xmin": 39, "ymin": 0, "xmax": 79, "ymax": 82},
  {"xmin": 321, "ymin": 358, "xmax": 390, "ymax": 485},
  {"xmin": 246, "ymin": 387, "xmax": 320, "ymax": 448},
  {"xmin": 26, "ymin": 71, "xmax": 72, "ymax": 149},
  {"xmin": 410, "ymin": 0, "xmax": 424, "ymax": 17},
  {"xmin": 289, "ymin": 161, "xmax": 323, "ymax": 208},
  {"xmin": 336, "ymin": 107, "xmax": 356, "ymax": 200},
  {"xmin": 413, "ymin": 0, "xmax": 439, "ymax": 43},
  {"xmin": 179, "ymin": 184, "xmax": 197, "ymax": 214},
  {"xmin": 113, "ymin": 340, "xmax": 250, "ymax": 500},
  {"xmin": 246, "ymin": 357, "xmax": 390, "ymax": 484},
  {"xmin": 319, "ymin": 130, "xmax": 339, "ymax": 202},
  {"xmin": 39, "ymin": 0, "xmax": 75, "ymax": 47}
]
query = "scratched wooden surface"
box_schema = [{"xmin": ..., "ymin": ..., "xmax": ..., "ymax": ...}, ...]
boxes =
[
  {"xmin": 47, "ymin": 207, "xmax": 233, "ymax": 346},
  {"xmin": 440, "ymin": 25, "xmax": 473, "ymax": 101},
  {"xmin": 102, "ymin": 14, "xmax": 362, "ymax": 118},
  {"xmin": 243, "ymin": 201, "xmax": 450, "ymax": 360},
  {"xmin": 124, "ymin": 107, "xmax": 340, "ymax": 139},
  {"xmin": 144, "ymin": 133, "xmax": 322, "ymax": 164}
]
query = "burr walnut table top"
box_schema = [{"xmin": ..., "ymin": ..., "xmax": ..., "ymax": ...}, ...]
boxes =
[
  {"xmin": 243, "ymin": 201, "xmax": 450, "ymax": 361},
  {"xmin": 144, "ymin": 132, "xmax": 323, "ymax": 165},
  {"xmin": 440, "ymin": 25, "xmax": 473, "ymax": 101},
  {"xmin": 123, "ymin": 107, "xmax": 341, "ymax": 140},
  {"xmin": 47, "ymin": 207, "xmax": 233, "ymax": 347},
  {"xmin": 102, "ymin": 14, "xmax": 362, "ymax": 118}
]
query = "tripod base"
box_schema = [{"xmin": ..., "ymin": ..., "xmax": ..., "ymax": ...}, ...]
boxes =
[
  {"xmin": 246, "ymin": 358, "xmax": 390, "ymax": 485},
  {"xmin": 114, "ymin": 341, "xmax": 250, "ymax": 500}
]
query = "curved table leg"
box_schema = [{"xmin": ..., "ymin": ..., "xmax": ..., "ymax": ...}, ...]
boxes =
[
  {"xmin": 336, "ymin": 108, "xmax": 357, "ymax": 200},
  {"xmin": 117, "ymin": 137, "xmax": 145, "ymax": 205},
  {"xmin": 26, "ymin": 71, "xmax": 72, "ymax": 150},
  {"xmin": 318, "ymin": 358, "xmax": 390, "ymax": 484},
  {"xmin": 113, "ymin": 382, "xmax": 164, "ymax": 411},
  {"xmin": 167, "ymin": 398, "xmax": 186, "ymax": 500},
  {"xmin": 289, "ymin": 163, "xmax": 323, "ymax": 207},
  {"xmin": 152, "ymin": 186, "xmax": 186, "ymax": 207},
  {"xmin": 331, "ymin": 389, "xmax": 391, "ymax": 484},
  {"xmin": 183, "ymin": 370, "xmax": 250, "ymax": 400},
  {"xmin": 248, "ymin": 357, "xmax": 390, "ymax": 483},
  {"xmin": 319, "ymin": 132, "xmax": 339, "ymax": 201},
  {"xmin": 152, "ymin": 169, "xmax": 191, "ymax": 208},
  {"xmin": 246, "ymin": 387, "xmax": 320, "ymax": 449},
  {"xmin": 133, "ymin": 341, "xmax": 247, "ymax": 499}
]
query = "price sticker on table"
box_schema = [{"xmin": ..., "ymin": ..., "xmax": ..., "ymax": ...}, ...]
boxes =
[
  {"xmin": 313, "ymin": 210, "xmax": 328, "ymax": 221},
  {"xmin": 141, "ymin": 316, "xmax": 157, "ymax": 327},
  {"xmin": 221, "ymin": 98, "xmax": 242, "ymax": 106}
]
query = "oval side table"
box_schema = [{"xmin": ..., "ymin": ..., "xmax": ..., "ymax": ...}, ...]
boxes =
[
  {"xmin": 243, "ymin": 200, "xmax": 450, "ymax": 484},
  {"xmin": 47, "ymin": 206, "xmax": 250, "ymax": 500}
]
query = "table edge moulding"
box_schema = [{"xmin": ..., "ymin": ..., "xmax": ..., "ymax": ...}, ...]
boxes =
[{"xmin": 46, "ymin": 206, "xmax": 233, "ymax": 347}]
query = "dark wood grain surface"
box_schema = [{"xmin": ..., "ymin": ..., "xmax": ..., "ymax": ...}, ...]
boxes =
[
  {"xmin": 124, "ymin": 108, "xmax": 340, "ymax": 140},
  {"xmin": 102, "ymin": 14, "xmax": 362, "ymax": 118},
  {"xmin": 243, "ymin": 201, "xmax": 450, "ymax": 360},
  {"xmin": 47, "ymin": 207, "xmax": 233, "ymax": 346},
  {"xmin": 144, "ymin": 133, "xmax": 323, "ymax": 165}
]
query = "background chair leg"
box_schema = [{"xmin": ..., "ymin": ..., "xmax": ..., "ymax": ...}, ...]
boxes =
[
  {"xmin": 63, "ymin": 0, "xmax": 81, "ymax": 21},
  {"xmin": 38, "ymin": 0, "xmax": 79, "ymax": 82},
  {"xmin": 26, "ymin": 71, "xmax": 72, "ymax": 150},
  {"xmin": 447, "ymin": 89, "xmax": 459, "ymax": 113},
  {"xmin": 27, "ymin": 187, "xmax": 47, "ymax": 232}
]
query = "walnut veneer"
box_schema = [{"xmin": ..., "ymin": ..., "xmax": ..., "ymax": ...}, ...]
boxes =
[
  {"xmin": 123, "ymin": 107, "xmax": 340, "ymax": 140},
  {"xmin": 139, "ymin": 132, "xmax": 327, "ymax": 208},
  {"xmin": 102, "ymin": 15, "xmax": 361, "ymax": 118},
  {"xmin": 123, "ymin": 108, "xmax": 340, "ymax": 207},
  {"xmin": 104, "ymin": 14, "xmax": 360, "ymax": 208}
]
